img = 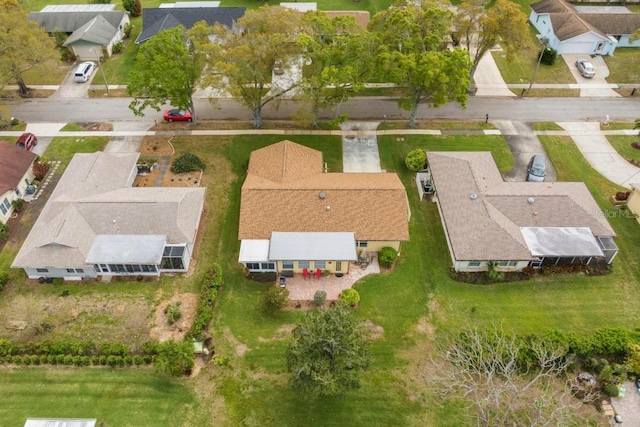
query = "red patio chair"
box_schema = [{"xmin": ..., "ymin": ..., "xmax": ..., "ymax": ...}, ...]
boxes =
[
  {"xmin": 314, "ymin": 268, "xmax": 322, "ymax": 279},
  {"xmin": 302, "ymin": 268, "xmax": 310, "ymax": 279}
]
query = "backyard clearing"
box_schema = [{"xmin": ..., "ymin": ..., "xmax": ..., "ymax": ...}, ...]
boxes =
[
  {"xmin": 0, "ymin": 284, "xmax": 152, "ymax": 347},
  {"xmin": 133, "ymin": 136, "xmax": 204, "ymax": 188}
]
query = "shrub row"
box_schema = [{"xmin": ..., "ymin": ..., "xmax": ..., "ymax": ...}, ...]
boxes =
[
  {"xmin": 187, "ymin": 264, "xmax": 223, "ymax": 340},
  {"xmin": 0, "ymin": 338, "xmax": 160, "ymax": 358},
  {"xmin": 0, "ymin": 354, "xmax": 152, "ymax": 367},
  {"xmin": 514, "ymin": 328, "xmax": 640, "ymax": 367}
]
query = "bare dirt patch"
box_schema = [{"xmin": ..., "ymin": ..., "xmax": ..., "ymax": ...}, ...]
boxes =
[
  {"xmin": 363, "ymin": 320, "xmax": 385, "ymax": 341},
  {"xmin": 149, "ymin": 292, "xmax": 198, "ymax": 342},
  {"xmin": 258, "ymin": 323, "xmax": 296, "ymax": 342},
  {"xmin": 0, "ymin": 289, "xmax": 152, "ymax": 347},
  {"xmin": 221, "ymin": 326, "xmax": 249, "ymax": 357},
  {"xmin": 133, "ymin": 136, "xmax": 204, "ymax": 188}
]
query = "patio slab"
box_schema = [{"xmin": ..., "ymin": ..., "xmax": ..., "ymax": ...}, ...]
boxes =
[{"xmin": 285, "ymin": 255, "xmax": 380, "ymax": 301}]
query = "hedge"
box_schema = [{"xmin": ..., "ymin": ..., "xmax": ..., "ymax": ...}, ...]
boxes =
[{"xmin": 187, "ymin": 263, "xmax": 223, "ymax": 340}]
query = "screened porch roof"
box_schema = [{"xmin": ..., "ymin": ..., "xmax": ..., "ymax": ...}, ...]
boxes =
[
  {"xmin": 520, "ymin": 227, "xmax": 604, "ymax": 257},
  {"xmin": 86, "ymin": 234, "xmax": 166, "ymax": 264},
  {"xmin": 238, "ymin": 239, "xmax": 271, "ymax": 263},
  {"xmin": 269, "ymin": 231, "xmax": 358, "ymax": 261}
]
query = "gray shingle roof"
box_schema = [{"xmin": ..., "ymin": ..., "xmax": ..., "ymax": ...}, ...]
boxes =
[
  {"xmin": 135, "ymin": 7, "xmax": 246, "ymax": 44},
  {"xmin": 63, "ymin": 14, "xmax": 118, "ymax": 46},
  {"xmin": 531, "ymin": 0, "xmax": 640, "ymax": 40},
  {"xmin": 28, "ymin": 11, "xmax": 126, "ymax": 33},
  {"xmin": 12, "ymin": 152, "xmax": 206, "ymax": 269},
  {"xmin": 426, "ymin": 152, "xmax": 615, "ymax": 261}
]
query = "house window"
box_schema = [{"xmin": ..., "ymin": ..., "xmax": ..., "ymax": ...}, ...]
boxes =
[
  {"xmin": 298, "ymin": 261, "xmax": 309, "ymax": 269},
  {"xmin": 336, "ymin": 261, "xmax": 342, "ymax": 271},
  {"xmin": 15, "ymin": 188, "xmax": 21, "ymax": 197},
  {"xmin": 468, "ymin": 261, "xmax": 481, "ymax": 267},
  {"xmin": 282, "ymin": 261, "xmax": 294, "ymax": 269},
  {"xmin": 0, "ymin": 198, "xmax": 9, "ymax": 215},
  {"xmin": 357, "ymin": 241, "xmax": 368, "ymax": 248},
  {"xmin": 246, "ymin": 263, "xmax": 260, "ymax": 270},
  {"xmin": 141, "ymin": 265, "xmax": 157, "ymax": 273},
  {"xmin": 315, "ymin": 261, "xmax": 326, "ymax": 269},
  {"xmin": 497, "ymin": 261, "xmax": 508, "ymax": 267},
  {"xmin": 261, "ymin": 262, "xmax": 275, "ymax": 270},
  {"xmin": 507, "ymin": 261, "xmax": 517, "ymax": 267},
  {"xmin": 66, "ymin": 268, "xmax": 84, "ymax": 274},
  {"xmin": 36, "ymin": 268, "xmax": 49, "ymax": 273}
]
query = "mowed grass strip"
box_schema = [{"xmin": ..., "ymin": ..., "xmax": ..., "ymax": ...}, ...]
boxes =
[{"xmin": 0, "ymin": 368, "xmax": 205, "ymax": 427}]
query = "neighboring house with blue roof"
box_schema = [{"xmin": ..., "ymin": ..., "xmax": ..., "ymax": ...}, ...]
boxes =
[
  {"xmin": 135, "ymin": 6, "xmax": 246, "ymax": 44},
  {"xmin": 530, "ymin": 0, "xmax": 640, "ymax": 55},
  {"xmin": 28, "ymin": 4, "xmax": 129, "ymax": 60}
]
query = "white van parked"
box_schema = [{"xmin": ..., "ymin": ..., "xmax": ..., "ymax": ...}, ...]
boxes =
[{"xmin": 74, "ymin": 61, "xmax": 96, "ymax": 83}]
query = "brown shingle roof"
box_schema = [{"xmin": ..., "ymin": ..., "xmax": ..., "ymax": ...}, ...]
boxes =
[
  {"xmin": 427, "ymin": 152, "xmax": 615, "ymax": 261},
  {"xmin": 239, "ymin": 141, "xmax": 409, "ymax": 241},
  {"xmin": 531, "ymin": 0, "xmax": 640, "ymax": 40},
  {"xmin": 580, "ymin": 14, "xmax": 640, "ymax": 35},
  {"xmin": 0, "ymin": 142, "xmax": 37, "ymax": 195},
  {"xmin": 247, "ymin": 140, "xmax": 323, "ymax": 184}
]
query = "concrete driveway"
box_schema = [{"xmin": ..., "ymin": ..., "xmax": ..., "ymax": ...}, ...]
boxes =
[
  {"xmin": 562, "ymin": 54, "xmax": 620, "ymax": 98},
  {"xmin": 558, "ymin": 121, "xmax": 640, "ymax": 188},
  {"xmin": 49, "ymin": 63, "xmax": 96, "ymax": 99},
  {"xmin": 340, "ymin": 121, "xmax": 382, "ymax": 173},
  {"xmin": 474, "ymin": 49, "xmax": 517, "ymax": 97},
  {"xmin": 492, "ymin": 120, "xmax": 557, "ymax": 182}
]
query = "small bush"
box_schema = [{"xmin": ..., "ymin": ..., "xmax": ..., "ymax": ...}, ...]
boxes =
[
  {"xmin": 123, "ymin": 0, "xmax": 134, "ymax": 14},
  {"xmin": 132, "ymin": 0, "xmax": 142, "ymax": 17},
  {"xmin": 11, "ymin": 198, "xmax": 24, "ymax": 213},
  {"xmin": 133, "ymin": 355, "xmax": 144, "ymax": 365},
  {"xmin": 31, "ymin": 355, "xmax": 40, "ymax": 365},
  {"xmin": 124, "ymin": 22, "xmax": 134, "ymax": 38},
  {"xmin": 0, "ymin": 223, "xmax": 8, "ymax": 243},
  {"xmin": 263, "ymin": 285, "xmax": 289, "ymax": 313},
  {"xmin": 0, "ymin": 272, "xmax": 8, "ymax": 291},
  {"xmin": 339, "ymin": 288, "xmax": 360, "ymax": 307},
  {"xmin": 33, "ymin": 161, "xmax": 50, "ymax": 180},
  {"xmin": 378, "ymin": 247, "xmax": 398, "ymax": 268},
  {"xmin": 63, "ymin": 355, "xmax": 74, "ymax": 365},
  {"xmin": 313, "ymin": 290, "xmax": 327, "ymax": 307},
  {"xmin": 111, "ymin": 41, "xmax": 124, "ymax": 55},
  {"xmin": 55, "ymin": 354, "xmax": 65, "ymax": 364},
  {"xmin": 540, "ymin": 47, "xmax": 558, "ymax": 66},
  {"xmin": 171, "ymin": 153, "xmax": 205, "ymax": 174},
  {"xmin": 603, "ymin": 383, "xmax": 619, "ymax": 397},
  {"xmin": 521, "ymin": 266, "xmax": 535, "ymax": 278},
  {"xmin": 405, "ymin": 148, "xmax": 426, "ymax": 172},
  {"xmin": 165, "ymin": 303, "xmax": 182, "ymax": 325}
]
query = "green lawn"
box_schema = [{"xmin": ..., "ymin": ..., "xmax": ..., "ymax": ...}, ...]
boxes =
[
  {"xmin": 100, "ymin": 17, "xmax": 143, "ymax": 85},
  {"xmin": 604, "ymin": 48, "xmax": 640, "ymax": 84},
  {"xmin": 2, "ymin": 130, "xmax": 635, "ymax": 425},
  {"xmin": 42, "ymin": 135, "xmax": 108, "ymax": 166},
  {"xmin": 491, "ymin": 27, "xmax": 575, "ymax": 85},
  {"xmin": 608, "ymin": 135, "xmax": 640, "ymax": 162},
  {"xmin": 0, "ymin": 368, "xmax": 207, "ymax": 427}
]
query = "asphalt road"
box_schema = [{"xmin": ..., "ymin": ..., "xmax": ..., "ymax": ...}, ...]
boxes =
[{"xmin": 7, "ymin": 96, "xmax": 640, "ymax": 124}]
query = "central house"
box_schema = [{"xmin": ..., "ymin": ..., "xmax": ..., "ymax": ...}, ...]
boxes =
[{"xmin": 238, "ymin": 140, "xmax": 410, "ymax": 276}]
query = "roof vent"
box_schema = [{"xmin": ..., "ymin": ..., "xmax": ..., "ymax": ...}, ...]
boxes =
[
  {"xmin": 527, "ymin": 197, "xmax": 535, "ymax": 204},
  {"xmin": 319, "ymin": 191, "xmax": 326, "ymax": 199},
  {"xmin": 326, "ymin": 206, "xmax": 331, "ymax": 211},
  {"xmin": 470, "ymin": 193, "xmax": 478, "ymax": 200}
]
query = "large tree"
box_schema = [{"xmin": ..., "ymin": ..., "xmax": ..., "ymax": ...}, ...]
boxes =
[
  {"xmin": 296, "ymin": 12, "xmax": 376, "ymax": 128},
  {"xmin": 429, "ymin": 325, "xmax": 597, "ymax": 426},
  {"xmin": 287, "ymin": 304, "xmax": 371, "ymax": 397},
  {"xmin": 128, "ymin": 26, "xmax": 202, "ymax": 123},
  {"xmin": 202, "ymin": 5, "xmax": 301, "ymax": 128},
  {"xmin": 370, "ymin": 1, "xmax": 471, "ymax": 128},
  {"xmin": 452, "ymin": 0, "xmax": 530, "ymax": 74},
  {"xmin": 0, "ymin": 0, "xmax": 58, "ymax": 96}
]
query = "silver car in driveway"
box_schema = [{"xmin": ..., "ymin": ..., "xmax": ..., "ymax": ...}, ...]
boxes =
[
  {"xmin": 575, "ymin": 60, "xmax": 595, "ymax": 78},
  {"xmin": 527, "ymin": 155, "xmax": 546, "ymax": 182}
]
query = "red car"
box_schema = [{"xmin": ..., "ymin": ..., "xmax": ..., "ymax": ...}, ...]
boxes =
[
  {"xmin": 163, "ymin": 109, "xmax": 192, "ymax": 122},
  {"xmin": 16, "ymin": 132, "xmax": 38, "ymax": 151}
]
